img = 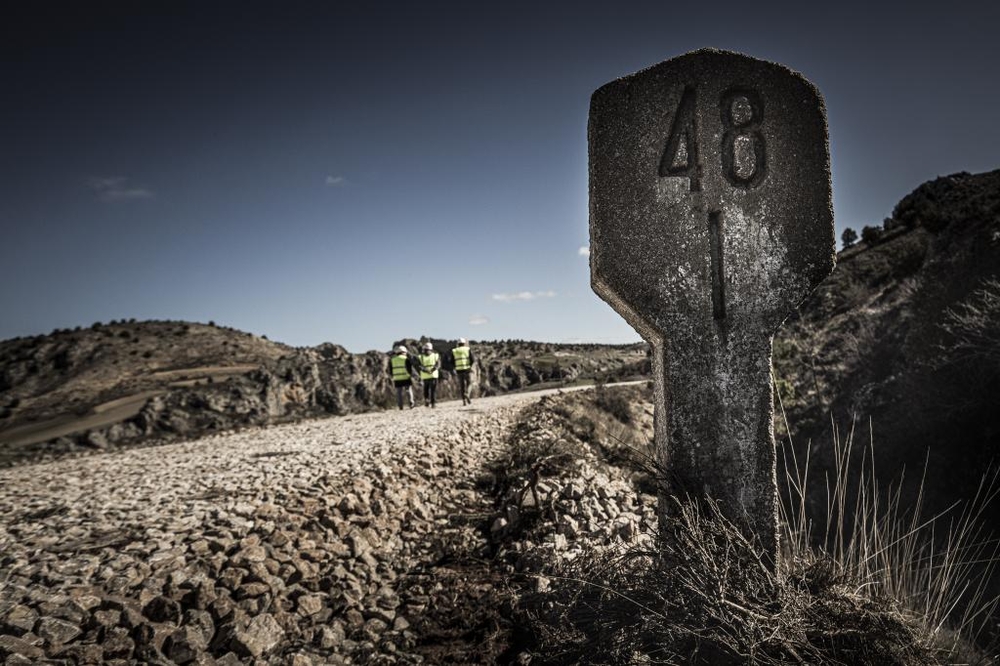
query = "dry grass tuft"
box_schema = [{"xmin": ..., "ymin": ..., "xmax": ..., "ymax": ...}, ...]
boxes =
[
  {"xmin": 518, "ymin": 495, "xmax": 936, "ymax": 665},
  {"xmin": 779, "ymin": 416, "xmax": 1000, "ymax": 664},
  {"xmin": 504, "ymin": 389, "xmax": 999, "ymax": 664}
]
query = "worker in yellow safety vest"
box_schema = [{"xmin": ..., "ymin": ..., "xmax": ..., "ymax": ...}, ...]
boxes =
[
  {"xmin": 418, "ymin": 342, "xmax": 441, "ymax": 408},
  {"xmin": 451, "ymin": 338, "xmax": 475, "ymax": 405},
  {"xmin": 388, "ymin": 345, "xmax": 416, "ymax": 409}
]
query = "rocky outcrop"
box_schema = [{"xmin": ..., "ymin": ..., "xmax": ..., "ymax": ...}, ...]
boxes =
[{"xmin": 1, "ymin": 328, "xmax": 648, "ymax": 466}]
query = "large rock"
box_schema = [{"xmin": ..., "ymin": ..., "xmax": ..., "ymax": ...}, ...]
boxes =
[
  {"xmin": 230, "ymin": 613, "xmax": 284, "ymax": 658},
  {"xmin": 35, "ymin": 616, "xmax": 82, "ymax": 645}
]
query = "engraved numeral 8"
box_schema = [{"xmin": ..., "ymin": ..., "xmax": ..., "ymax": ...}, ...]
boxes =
[{"xmin": 720, "ymin": 88, "xmax": 766, "ymax": 188}]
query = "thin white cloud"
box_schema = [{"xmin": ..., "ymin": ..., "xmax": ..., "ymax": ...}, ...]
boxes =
[
  {"xmin": 325, "ymin": 175, "xmax": 346, "ymax": 187},
  {"xmin": 578, "ymin": 245, "xmax": 590, "ymax": 257},
  {"xmin": 89, "ymin": 176, "xmax": 153, "ymax": 202},
  {"xmin": 468, "ymin": 315, "xmax": 490, "ymax": 326},
  {"xmin": 90, "ymin": 176, "xmax": 125, "ymax": 190},
  {"xmin": 492, "ymin": 290, "xmax": 557, "ymax": 303}
]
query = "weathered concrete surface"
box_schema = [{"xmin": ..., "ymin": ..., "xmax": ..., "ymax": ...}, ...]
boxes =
[{"xmin": 589, "ymin": 48, "xmax": 834, "ymax": 561}]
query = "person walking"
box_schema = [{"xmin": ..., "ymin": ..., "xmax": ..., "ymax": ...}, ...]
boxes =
[
  {"xmin": 418, "ymin": 342, "xmax": 440, "ymax": 407},
  {"xmin": 388, "ymin": 345, "xmax": 416, "ymax": 410},
  {"xmin": 452, "ymin": 337, "xmax": 474, "ymax": 405}
]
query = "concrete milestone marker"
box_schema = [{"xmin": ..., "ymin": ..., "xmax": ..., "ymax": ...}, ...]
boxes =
[{"xmin": 589, "ymin": 49, "xmax": 834, "ymax": 562}]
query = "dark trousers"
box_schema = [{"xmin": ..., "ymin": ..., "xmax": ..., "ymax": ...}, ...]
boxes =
[
  {"xmin": 394, "ymin": 381, "xmax": 414, "ymax": 409},
  {"xmin": 422, "ymin": 378, "xmax": 437, "ymax": 406},
  {"xmin": 457, "ymin": 370, "xmax": 472, "ymax": 404}
]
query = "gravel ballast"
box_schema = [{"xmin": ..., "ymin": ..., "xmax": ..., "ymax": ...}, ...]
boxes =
[{"xmin": 1, "ymin": 389, "xmax": 598, "ymax": 665}]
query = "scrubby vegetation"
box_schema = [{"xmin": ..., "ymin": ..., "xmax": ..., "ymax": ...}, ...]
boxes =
[
  {"xmin": 894, "ymin": 171, "xmax": 1000, "ymax": 233},
  {"xmin": 471, "ymin": 386, "xmax": 999, "ymax": 664},
  {"xmin": 939, "ymin": 278, "xmax": 1000, "ymax": 369}
]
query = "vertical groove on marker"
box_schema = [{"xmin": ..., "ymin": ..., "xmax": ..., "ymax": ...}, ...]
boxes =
[{"xmin": 709, "ymin": 211, "xmax": 725, "ymax": 320}]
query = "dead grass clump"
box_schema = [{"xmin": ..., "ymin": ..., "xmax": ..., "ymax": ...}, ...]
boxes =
[
  {"xmin": 780, "ymin": 417, "xmax": 1000, "ymax": 662},
  {"xmin": 494, "ymin": 390, "xmax": 997, "ymax": 663},
  {"xmin": 517, "ymin": 495, "xmax": 933, "ymax": 665}
]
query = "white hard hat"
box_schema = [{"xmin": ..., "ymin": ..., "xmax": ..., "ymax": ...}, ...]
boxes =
[
  {"xmin": 395, "ymin": 345, "xmax": 407, "ymax": 354},
  {"xmin": 459, "ymin": 337, "xmax": 467, "ymax": 344},
  {"xmin": 422, "ymin": 342, "xmax": 433, "ymax": 351}
]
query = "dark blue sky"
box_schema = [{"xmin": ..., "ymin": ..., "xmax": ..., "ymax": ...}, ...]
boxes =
[{"xmin": 2, "ymin": 1, "xmax": 998, "ymax": 351}]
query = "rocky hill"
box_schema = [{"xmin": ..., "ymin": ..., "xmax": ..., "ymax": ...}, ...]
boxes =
[
  {"xmin": 0, "ymin": 322, "xmax": 647, "ymax": 466},
  {"xmin": 774, "ymin": 168, "xmax": 1000, "ymax": 520}
]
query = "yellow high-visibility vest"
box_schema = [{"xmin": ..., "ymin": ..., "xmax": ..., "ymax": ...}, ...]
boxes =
[
  {"xmin": 391, "ymin": 354, "xmax": 410, "ymax": 382},
  {"xmin": 452, "ymin": 346, "xmax": 471, "ymax": 371},
  {"xmin": 418, "ymin": 352, "xmax": 440, "ymax": 380}
]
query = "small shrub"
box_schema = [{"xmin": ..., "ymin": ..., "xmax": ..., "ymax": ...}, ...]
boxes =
[
  {"xmin": 861, "ymin": 225, "xmax": 883, "ymax": 245},
  {"xmin": 594, "ymin": 384, "xmax": 632, "ymax": 424},
  {"xmin": 939, "ymin": 277, "xmax": 1000, "ymax": 369},
  {"xmin": 840, "ymin": 279, "xmax": 868, "ymax": 310},
  {"xmin": 841, "ymin": 227, "xmax": 858, "ymax": 249}
]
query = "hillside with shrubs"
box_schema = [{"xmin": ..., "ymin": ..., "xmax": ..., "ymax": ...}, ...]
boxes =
[
  {"xmin": 775, "ymin": 168, "xmax": 1000, "ymax": 522},
  {"xmin": 0, "ymin": 322, "xmax": 646, "ymax": 465}
]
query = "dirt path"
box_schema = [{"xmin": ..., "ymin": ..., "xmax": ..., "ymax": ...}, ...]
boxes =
[
  {"xmin": 0, "ymin": 390, "xmax": 169, "ymax": 449},
  {"xmin": 0, "ymin": 364, "xmax": 263, "ymax": 449}
]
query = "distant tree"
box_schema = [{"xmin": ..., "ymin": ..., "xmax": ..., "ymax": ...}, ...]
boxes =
[
  {"xmin": 841, "ymin": 227, "xmax": 858, "ymax": 249},
  {"xmin": 882, "ymin": 216, "xmax": 901, "ymax": 232},
  {"xmin": 861, "ymin": 225, "xmax": 883, "ymax": 245}
]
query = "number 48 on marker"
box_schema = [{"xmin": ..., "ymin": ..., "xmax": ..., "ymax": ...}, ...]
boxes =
[{"xmin": 658, "ymin": 86, "xmax": 767, "ymax": 191}]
